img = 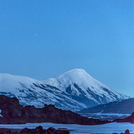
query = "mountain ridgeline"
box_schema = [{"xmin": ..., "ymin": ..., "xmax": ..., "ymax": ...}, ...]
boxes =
[
  {"xmin": 78, "ymin": 98, "xmax": 134, "ymax": 114},
  {"xmin": 0, "ymin": 95, "xmax": 108, "ymax": 125},
  {"xmin": 0, "ymin": 69, "xmax": 129, "ymax": 111}
]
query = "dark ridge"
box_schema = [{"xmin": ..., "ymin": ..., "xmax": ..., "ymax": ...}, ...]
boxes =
[
  {"xmin": 78, "ymin": 98, "xmax": 134, "ymax": 114},
  {"xmin": 66, "ymin": 85, "xmax": 72, "ymax": 94},
  {"xmin": 0, "ymin": 126, "xmax": 70, "ymax": 134},
  {"xmin": 33, "ymin": 83, "xmax": 60, "ymax": 91},
  {"xmin": 73, "ymin": 83, "xmax": 86, "ymax": 95},
  {"xmin": 0, "ymin": 95, "xmax": 109, "ymax": 125}
]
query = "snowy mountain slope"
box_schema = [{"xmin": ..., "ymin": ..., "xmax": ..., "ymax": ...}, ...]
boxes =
[
  {"xmin": 0, "ymin": 69, "xmax": 129, "ymax": 111},
  {"xmin": 43, "ymin": 69, "xmax": 129, "ymax": 106},
  {"xmin": 0, "ymin": 73, "xmax": 85, "ymax": 111}
]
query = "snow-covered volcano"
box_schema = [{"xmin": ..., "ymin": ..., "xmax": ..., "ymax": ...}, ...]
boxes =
[{"xmin": 0, "ymin": 69, "xmax": 129, "ymax": 111}]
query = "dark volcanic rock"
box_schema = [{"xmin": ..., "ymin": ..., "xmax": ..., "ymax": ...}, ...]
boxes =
[
  {"xmin": 19, "ymin": 128, "xmax": 31, "ymax": 134},
  {"xmin": 0, "ymin": 126, "xmax": 70, "ymax": 134},
  {"xmin": 0, "ymin": 95, "xmax": 109, "ymax": 125},
  {"xmin": 47, "ymin": 127, "xmax": 70, "ymax": 134},
  {"xmin": 0, "ymin": 128, "xmax": 12, "ymax": 134},
  {"xmin": 0, "ymin": 95, "xmax": 23, "ymax": 118},
  {"xmin": 125, "ymin": 129, "xmax": 130, "ymax": 134},
  {"xmin": 19, "ymin": 126, "xmax": 44, "ymax": 134}
]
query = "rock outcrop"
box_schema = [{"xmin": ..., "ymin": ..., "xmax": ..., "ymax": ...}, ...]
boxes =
[
  {"xmin": 0, "ymin": 95, "xmax": 109, "ymax": 125},
  {"xmin": 0, "ymin": 126, "xmax": 70, "ymax": 134}
]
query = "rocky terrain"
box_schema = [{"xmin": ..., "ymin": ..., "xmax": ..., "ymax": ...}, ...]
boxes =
[
  {"xmin": 0, "ymin": 95, "xmax": 109, "ymax": 125},
  {"xmin": 0, "ymin": 126, "xmax": 70, "ymax": 134}
]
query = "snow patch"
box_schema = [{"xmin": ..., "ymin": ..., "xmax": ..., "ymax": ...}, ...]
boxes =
[{"xmin": 0, "ymin": 110, "xmax": 2, "ymax": 117}]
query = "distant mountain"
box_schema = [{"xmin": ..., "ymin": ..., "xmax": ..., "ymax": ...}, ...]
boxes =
[
  {"xmin": 78, "ymin": 98, "xmax": 134, "ymax": 114},
  {"xmin": 0, "ymin": 69, "xmax": 129, "ymax": 111}
]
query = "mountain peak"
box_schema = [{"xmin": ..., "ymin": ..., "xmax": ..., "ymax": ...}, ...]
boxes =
[
  {"xmin": 61, "ymin": 68, "xmax": 88, "ymax": 76},
  {"xmin": 44, "ymin": 68, "xmax": 105, "ymax": 91},
  {"xmin": 59, "ymin": 68, "xmax": 90, "ymax": 79},
  {"xmin": 57, "ymin": 68, "xmax": 99, "ymax": 89},
  {"xmin": 66, "ymin": 68, "xmax": 86, "ymax": 73}
]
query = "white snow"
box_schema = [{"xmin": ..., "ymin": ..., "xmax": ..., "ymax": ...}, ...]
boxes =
[
  {"xmin": 0, "ymin": 73, "xmax": 41, "ymax": 95},
  {"xmin": 0, "ymin": 122, "xmax": 133, "ymax": 134},
  {"xmin": 43, "ymin": 69, "xmax": 102, "ymax": 89},
  {"xmin": 0, "ymin": 110, "xmax": 2, "ymax": 117},
  {"xmin": 0, "ymin": 73, "xmax": 87, "ymax": 110},
  {"xmin": 43, "ymin": 69, "xmax": 129, "ymax": 103},
  {"xmin": 0, "ymin": 69, "xmax": 129, "ymax": 111}
]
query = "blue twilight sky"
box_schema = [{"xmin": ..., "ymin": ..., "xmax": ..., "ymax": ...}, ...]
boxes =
[{"xmin": 0, "ymin": 0, "xmax": 134, "ymax": 96}]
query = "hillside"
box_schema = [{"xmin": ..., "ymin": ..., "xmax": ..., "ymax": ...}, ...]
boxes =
[
  {"xmin": 0, "ymin": 95, "xmax": 109, "ymax": 125},
  {"xmin": 0, "ymin": 69, "xmax": 129, "ymax": 111},
  {"xmin": 78, "ymin": 98, "xmax": 134, "ymax": 114}
]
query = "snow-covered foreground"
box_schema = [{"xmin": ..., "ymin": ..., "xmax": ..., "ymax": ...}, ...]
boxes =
[{"xmin": 0, "ymin": 122, "xmax": 134, "ymax": 134}]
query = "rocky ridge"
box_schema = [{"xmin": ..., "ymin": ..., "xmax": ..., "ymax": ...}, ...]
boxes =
[
  {"xmin": 0, "ymin": 126, "xmax": 70, "ymax": 134},
  {"xmin": 0, "ymin": 95, "xmax": 109, "ymax": 125}
]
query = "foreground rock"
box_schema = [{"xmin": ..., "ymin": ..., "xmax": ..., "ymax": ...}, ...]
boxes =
[
  {"xmin": 0, "ymin": 95, "xmax": 109, "ymax": 125},
  {"xmin": 0, "ymin": 126, "xmax": 70, "ymax": 134}
]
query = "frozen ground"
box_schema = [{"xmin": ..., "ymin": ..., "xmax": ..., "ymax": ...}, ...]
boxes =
[{"xmin": 0, "ymin": 122, "xmax": 134, "ymax": 134}]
